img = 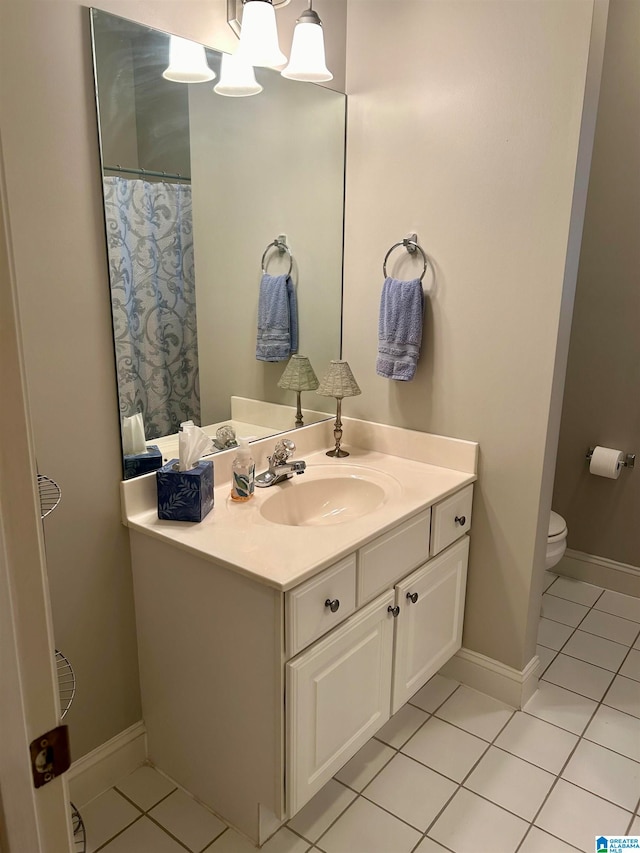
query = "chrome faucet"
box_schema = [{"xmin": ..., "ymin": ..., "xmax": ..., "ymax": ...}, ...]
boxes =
[{"xmin": 255, "ymin": 439, "xmax": 306, "ymax": 488}]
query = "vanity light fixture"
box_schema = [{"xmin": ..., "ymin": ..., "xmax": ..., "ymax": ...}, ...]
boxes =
[
  {"xmin": 281, "ymin": 2, "xmax": 333, "ymax": 82},
  {"xmin": 235, "ymin": 0, "xmax": 287, "ymax": 69},
  {"xmin": 214, "ymin": 52, "xmax": 263, "ymax": 97},
  {"xmin": 316, "ymin": 360, "xmax": 361, "ymax": 458},
  {"xmin": 278, "ymin": 355, "xmax": 319, "ymax": 428},
  {"xmin": 163, "ymin": 36, "xmax": 216, "ymax": 83}
]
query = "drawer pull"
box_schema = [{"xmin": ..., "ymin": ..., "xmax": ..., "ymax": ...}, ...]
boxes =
[
  {"xmin": 324, "ymin": 598, "xmax": 340, "ymax": 613},
  {"xmin": 455, "ymin": 515, "xmax": 466, "ymax": 526},
  {"xmin": 406, "ymin": 592, "xmax": 419, "ymax": 604},
  {"xmin": 387, "ymin": 605, "xmax": 400, "ymax": 618}
]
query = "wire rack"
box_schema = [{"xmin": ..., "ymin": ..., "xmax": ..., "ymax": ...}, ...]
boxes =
[
  {"xmin": 70, "ymin": 803, "xmax": 86, "ymax": 852},
  {"xmin": 55, "ymin": 649, "xmax": 76, "ymax": 719},
  {"xmin": 37, "ymin": 474, "xmax": 61, "ymax": 519}
]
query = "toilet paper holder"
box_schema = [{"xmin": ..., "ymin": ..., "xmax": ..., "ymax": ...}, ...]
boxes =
[{"xmin": 586, "ymin": 447, "xmax": 635, "ymax": 470}]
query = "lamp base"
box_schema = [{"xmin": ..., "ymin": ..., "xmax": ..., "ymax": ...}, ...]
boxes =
[{"xmin": 326, "ymin": 447, "xmax": 349, "ymax": 458}]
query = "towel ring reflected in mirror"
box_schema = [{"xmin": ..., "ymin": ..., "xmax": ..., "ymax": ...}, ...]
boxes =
[
  {"xmin": 383, "ymin": 238, "xmax": 428, "ymax": 282},
  {"xmin": 261, "ymin": 238, "xmax": 294, "ymax": 276}
]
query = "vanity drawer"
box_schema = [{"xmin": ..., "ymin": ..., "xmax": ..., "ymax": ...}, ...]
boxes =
[
  {"xmin": 430, "ymin": 485, "xmax": 473, "ymax": 556},
  {"xmin": 286, "ymin": 555, "xmax": 357, "ymax": 657},
  {"xmin": 357, "ymin": 509, "xmax": 431, "ymax": 605}
]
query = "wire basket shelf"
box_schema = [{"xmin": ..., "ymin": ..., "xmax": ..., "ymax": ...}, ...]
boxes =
[
  {"xmin": 71, "ymin": 802, "xmax": 86, "ymax": 852},
  {"xmin": 38, "ymin": 474, "xmax": 61, "ymax": 519},
  {"xmin": 55, "ymin": 649, "xmax": 76, "ymax": 719}
]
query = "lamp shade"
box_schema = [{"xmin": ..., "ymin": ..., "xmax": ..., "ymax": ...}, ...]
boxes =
[
  {"xmin": 317, "ymin": 360, "xmax": 361, "ymax": 399},
  {"xmin": 278, "ymin": 355, "xmax": 319, "ymax": 392},
  {"xmin": 163, "ymin": 36, "xmax": 215, "ymax": 83},
  {"xmin": 237, "ymin": 0, "xmax": 287, "ymax": 69},
  {"xmin": 214, "ymin": 52, "xmax": 263, "ymax": 97},
  {"xmin": 281, "ymin": 8, "xmax": 333, "ymax": 82}
]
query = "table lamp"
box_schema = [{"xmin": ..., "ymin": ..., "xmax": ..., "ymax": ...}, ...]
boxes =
[
  {"xmin": 277, "ymin": 355, "xmax": 319, "ymax": 428},
  {"xmin": 316, "ymin": 360, "xmax": 361, "ymax": 457}
]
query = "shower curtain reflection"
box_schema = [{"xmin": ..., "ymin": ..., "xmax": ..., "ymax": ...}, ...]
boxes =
[{"xmin": 103, "ymin": 176, "xmax": 200, "ymax": 440}]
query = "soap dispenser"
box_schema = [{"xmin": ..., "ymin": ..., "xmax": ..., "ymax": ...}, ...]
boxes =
[{"xmin": 230, "ymin": 437, "xmax": 255, "ymax": 502}]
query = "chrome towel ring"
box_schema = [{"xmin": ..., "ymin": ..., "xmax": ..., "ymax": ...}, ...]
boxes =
[
  {"xmin": 383, "ymin": 234, "xmax": 428, "ymax": 281},
  {"xmin": 261, "ymin": 234, "xmax": 293, "ymax": 276}
]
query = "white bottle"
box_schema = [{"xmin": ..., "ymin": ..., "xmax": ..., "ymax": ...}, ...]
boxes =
[{"xmin": 230, "ymin": 437, "xmax": 255, "ymax": 502}]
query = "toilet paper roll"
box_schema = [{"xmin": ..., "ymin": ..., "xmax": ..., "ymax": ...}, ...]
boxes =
[{"xmin": 589, "ymin": 446, "xmax": 624, "ymax": 479}]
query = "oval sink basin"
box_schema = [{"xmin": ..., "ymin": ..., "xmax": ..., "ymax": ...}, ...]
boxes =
[{"xmin": 259, "ymin": 466, "xmax": 396, "ymax": 527}]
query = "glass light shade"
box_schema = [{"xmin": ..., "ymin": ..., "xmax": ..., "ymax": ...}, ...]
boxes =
[
  {"xmin": 163, "ymin": 36, "xmax": 215, "ymax": 83},
  {"xmin": 214, "ymin": 52, "xmax": 263, "ymax": 97},
  {"xmin": 237, "ymin": 0, "xmax": 287, "ymax": 69},
  {"xmin": 278, "ymin": 355, "xmax": 319, "ymax": 391},
  {"xmin": 281, "ymin": 11, "xmax": 333, "ymax": 82},
  {"xmin": 316, "ymin": 360, "xmax": 361, "ymax": 399}
]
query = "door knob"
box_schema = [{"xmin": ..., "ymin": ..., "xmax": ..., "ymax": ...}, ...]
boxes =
[
  {"xmin": 406, "ymin": 592, "xmax": 418, "ymax": 604},
  {"xmin": 455, "ymin": 515, "xmax": 466, "ymax": 526},
  {"xmin": 387, "ymin": 605, "xmax": 400, "ymax": 617},
  {"xmin": 325, "ymin": 598, "xmax": 340, "ymax": 613}
]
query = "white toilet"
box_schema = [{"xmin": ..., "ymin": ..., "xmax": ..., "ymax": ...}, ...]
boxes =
[{"xmin": 546, "ymin": 511, "xmax": 568, "ymax": 570}]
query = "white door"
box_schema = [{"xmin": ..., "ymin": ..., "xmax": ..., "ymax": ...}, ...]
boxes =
[
  {"xmin": 392, "ymin": 536, "xmax": 469, "ymax": 714},
  {"xmin": 0, "ymin": 139, "xmax": 73, "ymax": 852},
  {"xmin": 286, "ymin": 591, "xmax": 395, "ymax": 816}
]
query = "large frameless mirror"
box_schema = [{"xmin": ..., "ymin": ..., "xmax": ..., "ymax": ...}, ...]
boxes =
[{"xmin": 90, "ymin": 9, "xmax": 345, "ymax": 476}]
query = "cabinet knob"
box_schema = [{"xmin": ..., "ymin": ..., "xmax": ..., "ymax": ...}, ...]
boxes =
[
  {"xmin": 387, "ymin": 605, "xmax": 400, "ymax": 618},
  {"xmin": 406, "ymin": 592, "xmax": 419, "ymax": 604},
  {"xmin": 325, "ymin": 598, "xmax": 340, "ymax": 613},
  {"xmin": 455, "ymin": 515, "xmax": 466, "ymax": 526}
]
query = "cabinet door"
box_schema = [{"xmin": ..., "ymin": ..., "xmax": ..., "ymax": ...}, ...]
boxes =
[
  {"xmin": 391, "ymin": 536, "xmax": 469, "ymax": 714},
  {"xmin": 286, "ymin": 591, "xmax": 395, "ymax": 816}
]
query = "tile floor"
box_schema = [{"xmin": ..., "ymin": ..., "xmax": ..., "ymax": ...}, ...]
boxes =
[{"xmin": 78, "ymin": 574, "xmax": 640, "ymax": 853}]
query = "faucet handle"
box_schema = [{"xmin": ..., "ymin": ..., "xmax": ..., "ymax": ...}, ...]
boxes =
[{"xmin": 272, "ymin": 439, "xmax": 296, "ymax": 465}]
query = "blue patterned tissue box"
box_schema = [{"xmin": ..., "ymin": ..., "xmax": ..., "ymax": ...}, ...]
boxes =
[
  {"xmin": 123, "ymin": 445, "xmax": 163, "ymax": 480},
  {"xmin": 157, "ymin": 459, "xmax": 214, "ymax": 522}
]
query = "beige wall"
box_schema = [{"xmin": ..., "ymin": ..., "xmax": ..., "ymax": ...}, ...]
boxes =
[
  {"xmin": 0, "ymin": 0, "xmax": 345, "ymax": 759},
  {"xmin": 552, "ymin": 0, "xmax": 640, "ymax": 570},
  {"xmin": 343, "ymin": 0, "xmax": 599, "ymax": 671}
]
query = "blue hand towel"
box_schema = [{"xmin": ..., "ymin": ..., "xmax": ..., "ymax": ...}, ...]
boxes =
[
  {"xmin": 376, "ymin": 276, "xmax": 424, "ymax": 380},
  {"xmin": 256, "ymin": 273, "xmax": 298, "ymax": 362}
]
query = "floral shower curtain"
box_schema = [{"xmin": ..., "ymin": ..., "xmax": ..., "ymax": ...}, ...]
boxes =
[{"xmin": 103, "ymin": 176, "xmax": 200, "ymax": 440}]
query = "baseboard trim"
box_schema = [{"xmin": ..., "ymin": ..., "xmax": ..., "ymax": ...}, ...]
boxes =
[
  {"xmin": 67, "ymin": 721, "xmax": 147, "ymax": 806},
  {"xmin": 440, "ymin": 648, "xmax": 539, "ymax": 709},
  {"xmin": 557, "ymin": 550, "xmax": 640, "ymax": 598}
]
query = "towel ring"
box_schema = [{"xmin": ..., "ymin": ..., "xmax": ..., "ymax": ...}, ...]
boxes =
[
  {"xmin": 261, "ymin": 238, "xmax": 293, "ymax": 276},
  {"xmin": 383, "ymin": 238, "xmax": 428, "ymax": 282}
]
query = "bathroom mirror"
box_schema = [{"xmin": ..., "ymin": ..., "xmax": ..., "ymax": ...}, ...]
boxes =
[{"xmin": 90, "ymin": 10, "xmax": 345, "ymax": 475}]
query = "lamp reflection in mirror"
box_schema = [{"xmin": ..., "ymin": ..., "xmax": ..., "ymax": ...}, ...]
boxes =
[
  {"xmin": 316, "ymin": 360, "xmax": 361, "ymax": 458},
  {"xmin": 237, "ymin": 0, "xmax": 287, "ymax": 69},
  {"xmin": 282, "ymin": 2, "xmax": 333, "ymax": 83},
  {"xmin": 214, "ymin": 52, "xmax": 263, "ymax": 97},
  {"xmin": 163, "ymin": 36, "xmax": 216, "ymax": 83},
  {"xmin": 278, "ymin": 355, "xmax": 319, "ymax": 428}
]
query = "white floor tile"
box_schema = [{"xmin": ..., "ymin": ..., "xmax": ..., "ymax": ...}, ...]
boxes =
[
  {"xmin": 208, "ymin": 828, "xmax": 267, "ymax": 852},
  {"xmin": 595, "ymin": 590, "xmax": 640, "ymax": 623},
  {"xmin": 621, "ymin": 648, "xmax": 640, "ymax": 682},
  {"xmin": 543, "ymin": 572, "xmax": 559, "ymax": 592},
  {"xmin": 630, "ymin": 815, "xmax": 640, "ymax": 834},
  {"xmin": 536, "ymin": 644, "xmax": 557, "ymax": 674},
  {"xmin": 287, "ymin": 780, "xmax": 356, "ymax": 843},
  {"xmin": 580, "ymin": 610, "xmax": 640, "ymax": 646},
  {"xmin": 464, "ymin": 745, "xmax": 555, "ymax": 821},
  {"xmin": 100, "ymin": 816, "xmax": 186, "ymax": 852},
  {"xmin": 115, "ymin": 765, "xmax": 176, "ymax": 811},
  {"xmin": 518, "ymin": 826, "xmax": 583, "ymax": 853},
  {"xmin": 524, "ymin": 680, "xmax": 598, "ymax": 734},
  {"xmin": 435, "ymin": 685, "xmax": 514, "ymax": 742},
  {"xmin": 635, "ymin": 635, "xmax": 640, "ymax": 650},
  {"xmin": 495, "ymin": 712, "xmax": 578, "ymax": 775},
  {"xmin": 546, "ymin": 577, "xmax": 603, "ymax": 607},
  {"xmin": 374, "ymin": 702, "xmax": 429, "ymax": 749},
  {"xmin": 408, "ymin": 674, "xmax": 459, "ymax": 713},
  {"xmin": 82, "ymin": 789, "xmax": 140, "ymax": 853},
  {"xmin": 429, "ymin": 788, "xmax": 528, "ymax": 853},
  {"xmin": 333, "ymin": 738, "xmax": 394, "ymax": 791},
  {"xmin": 363, "ymin": 753, "xmax": 457, "ymax": 831},
  {"xmin": 537, "ymin": 618, "xmax": 574, "ymax": 651},
  {"xmin": 561, "ymin": 739, "xmax": 640, "ymax": 813},
  {"xmin": 261, "ymin": 827, "xmax": 312, "ymax": 853},
  {"xmin": 542, "ymin": 654, "xmax": 615, "ymax": 701},
  {"xmin": 535, "ymin": 779, "xmax": 632, "ymax": 852},
  {"xmin": 414, "ymin": 838, "xmax": 451, "ymax": 853},
  {"xmin": 562, "ymin": 630, "xmax": 629, "ymax": 672},
  {"xmin": 541, "ymin": 594, "xmax": 589, "ymax": 628},
  {"xmin": 148, "ymin": 788, "xmax": 226, "ymax": 852},
  {"xmin": 316, "ymin": 796, "xmax": 421, "ymax": 853},
  {"xmin": 603, "ymin": 674, "xmax": 640, "ymax": 718},
  {"xmin": 585, "ymin": 704, "xmax": 640, "ymax": 762},
  {"xmin": 401, "ymin": 716, "xmax": 488, "ymax": 782}
]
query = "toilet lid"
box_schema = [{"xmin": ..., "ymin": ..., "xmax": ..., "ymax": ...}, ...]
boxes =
[{"xmin": 549, "ymin": 511, "xmax": 567, "ymax": 540}]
